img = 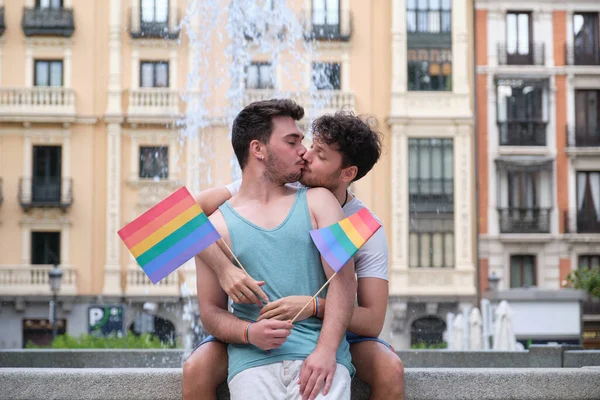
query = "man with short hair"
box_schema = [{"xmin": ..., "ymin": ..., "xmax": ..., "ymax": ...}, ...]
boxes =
[
  {"xmin": 185, "ymin": 110, "xmax": 405, "ymax": 400},
  {"xmin": 194, "ymin": 99, "xmax": 357, "ymax": 400}
]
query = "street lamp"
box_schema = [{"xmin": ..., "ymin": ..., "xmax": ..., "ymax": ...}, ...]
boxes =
[
  {"xmin": 488, "ymin": 271, "xmax": 500, "ymax": 293},
  {"xmin": 48, "ymin": 263, "xmax": 63, "ymax": 340}
]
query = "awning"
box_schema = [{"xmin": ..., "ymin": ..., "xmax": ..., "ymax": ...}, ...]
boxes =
[{"xmin": 494, "ymin": 155, "xmax": 554, "ymax": 172}]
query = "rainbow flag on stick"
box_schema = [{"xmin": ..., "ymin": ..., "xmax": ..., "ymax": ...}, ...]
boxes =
[
  {"xmin": 291, "ymin": 207, "xmax": 382, "ymax": 323},
  {"xmin": 309, "ymin": 207, "xmax": 381, "ymax": 272},
  {"xmin": 118, "ymin": 186, "xmax": 221, "ymax": 284}
]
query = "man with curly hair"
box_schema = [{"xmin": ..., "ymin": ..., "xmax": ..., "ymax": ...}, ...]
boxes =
[{"xmin": 185, "ymin": 110, "xmax": 405, "ymax": 400}]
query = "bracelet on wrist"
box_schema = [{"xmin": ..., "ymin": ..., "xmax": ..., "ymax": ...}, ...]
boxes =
[{"xmin": 243, "ymin": 322, "xmax": 252, "ymax": 344}]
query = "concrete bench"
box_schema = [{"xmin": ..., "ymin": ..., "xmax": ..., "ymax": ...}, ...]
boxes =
[{"xmin": 1, "ymin": 367, "xmax": 600, "ymax": 400}]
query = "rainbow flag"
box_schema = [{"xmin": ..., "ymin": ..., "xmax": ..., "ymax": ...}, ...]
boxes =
[
  {"xmin": 309, "ymin": 207, "xmax": 381, "ymax": 273},
  {"xmin": 118, "ymin": 187, "xmax": 221, "ymax": 284}
]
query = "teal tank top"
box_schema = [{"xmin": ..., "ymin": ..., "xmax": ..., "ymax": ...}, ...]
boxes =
[{"xmin": 219, "ymin": 187, "xmax": 354, "ymax": 382}]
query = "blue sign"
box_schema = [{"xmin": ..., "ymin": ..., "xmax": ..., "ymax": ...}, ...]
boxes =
[{"xmin": 88, "ymin": 305, "xmax": 124, "ymax": 336}]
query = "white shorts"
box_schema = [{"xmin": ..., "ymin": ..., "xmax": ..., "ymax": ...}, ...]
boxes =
[{"xmin": 228, "ymin": 360, "xmax": 351, "ymax": 400}]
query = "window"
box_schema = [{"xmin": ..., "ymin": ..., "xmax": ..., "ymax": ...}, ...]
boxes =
[
  {"xmin": 408, "ymin": 138, "xmax": 453, "ymax": 212},
  {"xmin": 312, "ymin": 0, "xmax": 340, "ymax": 29},
  {"xmin": 510, "ymin": 255, "xmax": 536, "ymax": 288},
  {"xmin": 31, "ymin": 232, "xmax": 60, "ymax": 265},
  {"xmin": 573, "ymin": 13, "xmax": 599, "ymax": 65},
  {"xmin": 496, "ymin": 79, "xmax": 547, "ymax": 145},
  {"xmin": 579, "ymin": 255, "xmax": 600, "ymax": 271},
  {"xmin": 312, "ymin": 62, "xmax": 341, "ymax": 90},
  {"xmin": 576, "ymin": 172, "xmax": 600, "ymax": 232},
  {"xmin": 505, "ymin": 12, "xmax": 532, "ymax": 63},
  {"xmin": 34, "ymin": 60, "xmax": 63, "ymax": 87},
  {"xmin": 406, "ymin": 0, "xmax": 451, "ymax": 33},
  {"xmin": 36, "ymin": 0, "xmax": 62, "ymax": 9},
  {"xmin": 246, "ymin": 62, "xmax": 273, "ymax": 89},
  {"xmin": 141, "ymin": 0, "xmax": 168, "ymax": 23},
  {"xmin": 32, "ymin": 146, "xmax": 61, "ymax": 203},
  {"xmin": 407, "ymin": 48, "xmax": 452, "ymax": 91},
  {"xmin": 408, "ymin": 138, "xmax": 454, "ymax": 268},
  {"xmin": 507, "ymin": 171, "xmax": 539, "ymax": 209},
  {"xmin": 140, "ymin": 146, "xmax": 168, "ymax": 179},
  {"xmin": 575, "ymin": 90, "xmax": 600, "ymax": 144},
  {"xmin": 140, "ymin": 61, "xmax": 169, "ymax": 88}
]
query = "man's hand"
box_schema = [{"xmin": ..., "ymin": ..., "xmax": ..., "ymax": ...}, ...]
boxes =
[
  {"xmin": 217, "ymin": 266, "xmax": 269, "ymax": 306},
  {"xmin": 298, "ymin": 347, "xmax": 337, "ymax": 400},
  {"xmin": 257, "ymin": 296, "xmax": 314, "ymax": 322},
  {"xmin": 247, "ymin": 319, "xmax": 294, "ymax": 351}
]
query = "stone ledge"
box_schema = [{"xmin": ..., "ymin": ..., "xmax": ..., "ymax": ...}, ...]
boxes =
[
  {"xmin": 2, "ymin": 346, "xmax": 599, "ymax": 369},
  {"xmin": 1, "ymin": 368, "xmax": 600, "ymax": 400}
]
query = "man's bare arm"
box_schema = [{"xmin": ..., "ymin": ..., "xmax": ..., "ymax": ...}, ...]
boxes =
[
  {"xmin": 298, "ymin": 188, "xmax": 357, "ymax": 399},
  {"xmin": 316, "ymin": 277, "xmax": 388, "ymax": 337},
  {"xmin": 194, "ymin": 187, "xmax": 232, "ymax": 216}
]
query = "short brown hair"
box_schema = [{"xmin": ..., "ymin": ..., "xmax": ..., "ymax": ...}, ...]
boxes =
[
  {"xmin": 311, "ymin": 111, "xmax": 382, "ymax": 182},
  {"xmin": 232, "ymin": 99, "xmax": 304, "ymax": 169}
]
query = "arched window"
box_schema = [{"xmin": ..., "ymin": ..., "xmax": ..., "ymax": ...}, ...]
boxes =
[{"xmin": 410, "ymin": 316, "xmax": 446, "ymax": 346}]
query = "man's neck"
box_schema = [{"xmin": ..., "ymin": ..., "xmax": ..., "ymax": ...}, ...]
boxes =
[
  {"xmin": 331, "ymin": 185, "xmax": 352, "ymax": 207},
  {"xmin": 237, "ymin": 170, "xmax": 289, "ymax": 204}
]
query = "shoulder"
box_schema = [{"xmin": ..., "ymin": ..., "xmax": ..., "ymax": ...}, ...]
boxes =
[{"xmin": 306, "ymin": 187, "xmax": 337, "ymax": 204}]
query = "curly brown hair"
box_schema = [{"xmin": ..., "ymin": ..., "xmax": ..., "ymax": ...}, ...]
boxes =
[
  {"xmin": 232, "ymin": 99, "xmax": 305, "ymax": 169},
  {"xmin": 311, "ymin": 111, "xmax": 382, "ymax": 182}
]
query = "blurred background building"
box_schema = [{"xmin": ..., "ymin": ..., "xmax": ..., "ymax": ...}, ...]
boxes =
[{"xmin": 0, "ymin": 0, "xmax": 596, "ymax": 351}]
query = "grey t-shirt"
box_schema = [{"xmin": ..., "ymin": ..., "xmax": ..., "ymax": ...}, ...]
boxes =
[{"xmin": 225, "ymin": 180, "xmax": 389, "ymax": 281}]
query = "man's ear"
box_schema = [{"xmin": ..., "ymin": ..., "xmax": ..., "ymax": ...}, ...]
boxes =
[
  {"xmin": 249, "ymin": 140, "xmax": 265, "ymax": 161},
  {"xmin": 341, "ymin": 165, "xmax": 358, "ymax": 183}
]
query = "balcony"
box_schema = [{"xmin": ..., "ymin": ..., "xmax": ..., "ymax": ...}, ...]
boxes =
[
  {"xmin": 125, "ymin": 267, "xmax": 180, "ymax": 297},
  {"xmin": 497, "ymin": 43, "xmax": 545, "ymax": 66},
  {"xmin": 22, "ymin": 7, "xmax": 75, "ymax": 37},
  {"xmin": 566, "ymin": 44, "xmax": 600, "ymax": 66},
  {"xmin": 567, "ymin": 126, "xmax": 600, "ymax": 147},
  {"xmin": 18, "ymin": 177, "xmax": 73, "ymax": 212},
  {"xmin": 127, "ymin": 89, "xmax": 181, "ymax": 121},
  {"xmin": 128, "ymin": 8, "xmax": 180, "ymax": 40},
  {"xmin": 0, "ymin": 7, "xmax": 5, "ymax": 37},
  {"xmin": 0, "ymin": 88, "xmax": 76, "ymax": 122},
  {"xmin": 583, "ymin": 297, "xmax": 600, "ymax": 315},
  {"xmin": 0, "ymin": 265, "xmax": 77, "ymax": 296},
  {"xmin": 302, "ymin": 9, "xmax": 352, "ymax": 41},
  {"xmin": 243, "ymin": 89, "xmax": 355, "ymax": 115},
  {"xmin": 498, "ymin": 207, "xmax": 551, "ymax": 234},
  {"xmin": 498, "ymin": 121, "xmax": 547, "ymax": 146}
]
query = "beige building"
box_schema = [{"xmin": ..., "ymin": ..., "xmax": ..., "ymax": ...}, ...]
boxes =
[{"xmin": 0, "ymin": 0, "xmax": 476, "ymax": 350}]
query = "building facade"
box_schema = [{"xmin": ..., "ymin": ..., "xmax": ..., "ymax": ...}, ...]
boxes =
[
  {"xmin": 0, "ymin": 0, "xmax": 477, "ymax": 350},
  {"xmin": 476, "ymin": 0, "xmax": 600, "ymax": 348}
]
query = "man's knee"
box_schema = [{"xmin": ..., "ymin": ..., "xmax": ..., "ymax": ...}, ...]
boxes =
[
  {"xmin": 374, "ymin": 353, "xmax": 404, "ymax": 391},
  {"xmin": 183, "ymin": 342, "xmax": 227, "ymax": 386}
]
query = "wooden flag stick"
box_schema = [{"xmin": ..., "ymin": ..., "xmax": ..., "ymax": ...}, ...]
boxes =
[
  {"xmin": 291, "ymin": 272, "xmax": 337, "ymax": 323},
  {"xmin": 219, "ymin": 238, "xmax": 250, "ymax": 277}
]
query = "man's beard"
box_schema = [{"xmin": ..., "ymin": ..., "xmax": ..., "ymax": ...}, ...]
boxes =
[
  {"xmin": 263, "ymin": 151, "xmax": 302, "ymax": 184},
  {"xmin": 299, "ymin": 168, "xmax": 341, "ymax": 191}
]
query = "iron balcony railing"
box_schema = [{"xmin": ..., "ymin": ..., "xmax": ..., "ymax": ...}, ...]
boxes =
[
  {"xmin": 566, "ymin": 43, "xmax": 600, "ymax": 66},
  {"xmin": 498, "ymin": 207, "xmax": 551, "ymax": 234},
  {"xmin": 128, "ymin": 8, "xmax": 180, "ymax": 40},
  {"xmin": 22, "ymin": 6, "xmax": 75, "ymax": 37},
  {"xmin": 497, "ymin": 42, "xmax": 545, "ymax": 66},
  {"xmin": 566, "ymin": 125, "xmax": 600, "ymax": 147},
  {"xmin": 302, "ymin": 9, "xmax": 352, "ymax": 41},
  {"xmin": 18, "ymin": 177, "xmax": 73, "ymax": 212},
  {"xmin": 498, "ymin": 121, "xmax": 547, "ymax": 146},
  {"xmin": 583, "ymin": 298, "xmax": 600, "ymax": 315}
]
